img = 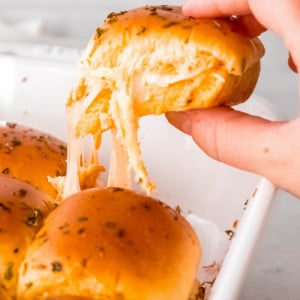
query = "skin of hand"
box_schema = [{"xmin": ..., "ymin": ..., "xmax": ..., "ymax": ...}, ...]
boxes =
[{"xmin": 166, "ymin": 0, "xmax": 300, "ymax": 198}]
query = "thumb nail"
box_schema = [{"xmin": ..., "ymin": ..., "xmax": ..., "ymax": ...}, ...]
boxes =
[{"xmin": 166, "ymin": 111, "xmax": 192, "ymax": 135}]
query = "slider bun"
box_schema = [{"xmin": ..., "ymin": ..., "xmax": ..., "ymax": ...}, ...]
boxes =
[
  {"xmin": 0, "ymin": 175, "xmax": 55, "ymax": 300},
  {"xmin": 18, "ymin": 188, "xmax": 201, "ymax": 300},
  {"xmin": 68, "ymin": 5, "xmax": 265, "ymax": 131},
  {"xmin": 0, "ymin": 122, "xmax": 67, "ymax": 198}
]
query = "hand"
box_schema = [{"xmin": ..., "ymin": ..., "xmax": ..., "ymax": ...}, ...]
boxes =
[
  {"xmin": 182, "ymin": 0, "xmax": 300, "ymax": 72},
  {"xmin": 167, "ymin": 0, "xmax": 300, "ymax": 198}
]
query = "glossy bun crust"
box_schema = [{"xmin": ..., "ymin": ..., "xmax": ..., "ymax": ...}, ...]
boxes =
[
  {"xmin": 18, "ymin": 188, "xmax": 201, "ymax": 300},
  {"xmin": 0, "ymin": 176, "xmax": 54, "ymax": 300},
  {"xmin": 0, "ymin": 122, "xmax": 67, "ymax": 198},
  {"xmin": 68, "ymin": 5, "xmax": 265, "ymax": 130}
]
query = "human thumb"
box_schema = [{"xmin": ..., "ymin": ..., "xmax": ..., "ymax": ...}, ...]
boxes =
[{"xmin": 166, "ymin": 107, "xmax": 299, "ymax": 195}]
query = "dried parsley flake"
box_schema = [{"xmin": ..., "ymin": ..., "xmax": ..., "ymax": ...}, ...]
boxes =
[
  {"xmin": 137, "ymin": 26, "xmax": 146, "ymax": 35},
  {"xmin": 25, "ymin": 209, "xmax": 42, "ymax": 227},
  {"xmin": 1, "ymin": 167, "xmax": 9, "ymax": 174},
  {"xmin": 51, "ymin": 261, "xmax": 63, "ymax": 272},
  {"xmin": 96, "ymin": 27, "xmax": 106, "ymax": 38},
  {"xmin": 4, "ymin": 262, "xmax": 14, "ymax": 281},
  {"xmin": 162, "ymin": 21, "xmax": 179, "ymax": 28},
  {"xmin": 225, "ymin": 229, "xmax": 235, "ymax": 240}
]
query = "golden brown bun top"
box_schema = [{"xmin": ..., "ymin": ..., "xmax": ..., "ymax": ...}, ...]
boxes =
[
  {"xmin": 91, "ymin": 5, "xmax": 264, "ymax": 76},
  {"xmin": 18, "ymin": 188, "xmax": 201, "ymax": 300},
  {"xmin": 0, "ymin": 122, "xmax": 67, "ymax": 198},
  {"xmin": 0, "ymin": 175, "xmax": 54, "ymax": 299}
]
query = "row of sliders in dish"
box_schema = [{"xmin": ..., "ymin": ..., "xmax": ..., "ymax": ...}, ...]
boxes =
[{"xmin": 0, "ymin": 121, "xmax": 202, "ymax": 300}]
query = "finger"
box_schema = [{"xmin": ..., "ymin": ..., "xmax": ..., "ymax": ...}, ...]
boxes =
[
  {"xmin": 166, "ymin": 108, "xmax": 300, "ymax": 196},
  {"xmin": 182, "ymin": 0, "xmax": 251, "ymax": 17},
  {"xmin": 167, "ymin": 107, "xmax": 278, "ymax": 173},
  {"xmin": 183, "ymin": 0, "xmax": 300, "ymax": 70}
]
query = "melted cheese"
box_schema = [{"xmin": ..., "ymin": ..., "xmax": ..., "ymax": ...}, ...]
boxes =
[
  {"xmin": 62, "ymin": 32, "xmax": 218, "ymax": 199},
  {"xmin": 64, "ymin": 76, "xmax": 155, "ymax": 198}
]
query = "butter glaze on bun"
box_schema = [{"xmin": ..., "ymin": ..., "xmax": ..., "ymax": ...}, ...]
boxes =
[
  {"xmin": 18, "ymin": 188, "xmax": 201, "ymax": 300},
  {"xmin": 0, "ymin": 122, "xmax": 67, "ymax": 198},
  {"xmin": 68, "ymin": 5, "xmax": 265, "ymax": 114},
  {"xmin": 64, "ymin": 5, "xmax": 265, "ymax": 196},
  {"xmin": 0, "ymin": 175, "xmax": 54, "ymax": 300}
]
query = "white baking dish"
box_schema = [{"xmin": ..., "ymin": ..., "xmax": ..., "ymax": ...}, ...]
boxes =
[{"xmin": 0, "ymin": 52, "xmax": 280, "ymax": 299}]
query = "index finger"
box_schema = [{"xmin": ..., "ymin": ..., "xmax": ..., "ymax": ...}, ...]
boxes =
[
  {"xmin": 182, "ymin": 0, "xmax": 251, "ymax": 17},
  {"xmin": 183, "ymin": 0, "xmax": 300, "ymax": 74},
  {"xmin": 182, "ymin": 0, "xmax": 266, "ymax": 37}
]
